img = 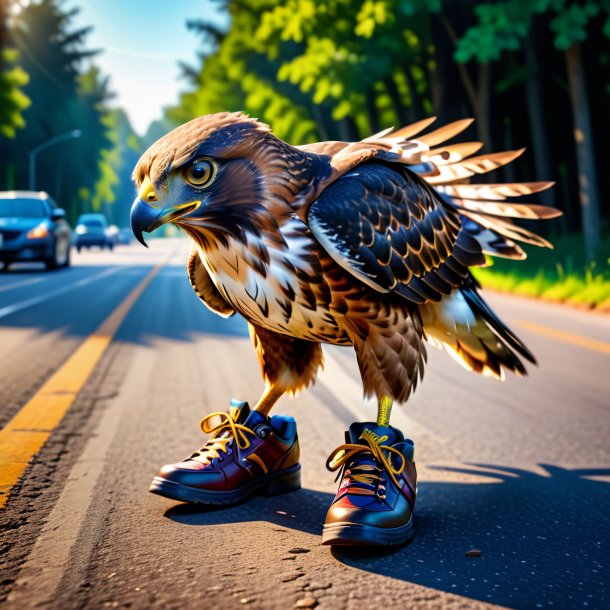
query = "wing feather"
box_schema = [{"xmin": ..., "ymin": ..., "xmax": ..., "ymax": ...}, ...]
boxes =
[{"xmin": 308, "ymin": 163, "xmax": 484, "ymax": 305}]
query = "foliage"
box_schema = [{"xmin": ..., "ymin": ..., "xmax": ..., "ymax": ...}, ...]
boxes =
[
  {"xmin": 455, "ymin": 0, "xmax": 610, "ymax": 63},
  {"xmin": 0, "ymin": 47, "xmax": 31, "ymax": 138},
  {"xmin": 0, "ymin": 0, "xmax": 135, "ymax": 225}
]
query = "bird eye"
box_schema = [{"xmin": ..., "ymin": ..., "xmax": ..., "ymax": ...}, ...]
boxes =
[{"xmin": 184, "ymin": 159, "xmax": 216, "ymax": 187}]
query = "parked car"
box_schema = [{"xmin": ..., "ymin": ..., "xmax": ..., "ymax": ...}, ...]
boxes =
[
  {"xmin": 0, "ymin": 191, "xmax": 72, "ymax": 270},
  {"xmin": 116, "ymin": 227, "xmax": 134, "ymax": 245},
  {"xmin": 74, "ymin": 213, "xmax": 114, "ymax": 251}
]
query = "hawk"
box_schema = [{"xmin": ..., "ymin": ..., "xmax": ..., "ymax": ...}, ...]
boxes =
[{"xmin": 131, "ymin": 112, "xmax": 558, "ymax": 545}]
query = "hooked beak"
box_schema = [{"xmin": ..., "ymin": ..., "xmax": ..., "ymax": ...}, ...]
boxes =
[
  {"xmin": 130, "ymin": 197, "xmax": 203, "ymax": 247},
  {"xmin": 130, "ymin": 197, "xmax": 162, "ymax": 248}
]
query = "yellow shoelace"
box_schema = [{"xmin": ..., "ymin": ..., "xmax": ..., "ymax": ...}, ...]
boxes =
[
  {"xmin": 194, "ymin": 411, "xmax": 253, "ymax": 462},
  {"xmin": 326, "ymin": 434, "xmax": 406, "ymax": 492}
]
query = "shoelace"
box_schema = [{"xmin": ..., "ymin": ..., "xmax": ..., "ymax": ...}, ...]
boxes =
[
  {"xmin": 326, "ymin": 434, "xmax": 406, "ymax": 495},
  {"xmin": 193, "ymin": 411, "xmax": 253, "ymax": 462}
]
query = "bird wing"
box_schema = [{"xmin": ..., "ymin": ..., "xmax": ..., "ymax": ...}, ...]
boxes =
[
  {"xmin": 308, "ymin": 162, "xmax": 485, "ymax": 305},
  {"xmin": 301, "ymin": 117, "xmax": 558, "ymax": 263},
  {"xmin": 186, "ymin": 243, "xmax": 235, "ymax": 317}
]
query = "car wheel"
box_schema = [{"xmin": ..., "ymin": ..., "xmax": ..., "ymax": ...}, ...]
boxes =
[
  {"xmin": 76, "ymin": 245, "xmax": 82, "ymax": 253},
  {"xmin": 0, "ymin": 262, "xmax": 9, "ymax": 272},
  {"xmin": 45, "ymin": 237, "xmax": 69, "ymax": 270},
  {"xmin": 63, "ymin": 244, "xmax": 71, "ymax": 268},
  {"xmin": 107, "ymin": 242, "xmax": 114, "ymax": 251}
]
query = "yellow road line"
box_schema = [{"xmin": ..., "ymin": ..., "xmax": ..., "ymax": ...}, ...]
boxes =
[
  {"xmin": 516, "ymin": 320, "xmax": 610, "ymax": 355},
  {"xmin": 0, "ymin": 258, "xmax": 167, "ymax": 508}
]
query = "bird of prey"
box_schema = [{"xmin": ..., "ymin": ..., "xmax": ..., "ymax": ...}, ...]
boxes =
[{"xmin": 131, "ymin": 112, "xmax": 558, "ymax": 546}]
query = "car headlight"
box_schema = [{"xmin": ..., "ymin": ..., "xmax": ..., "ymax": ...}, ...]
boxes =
[
  {"xmin": 75, "ymin": 224, "xmax": 87, "ymax": 234},
  {"xmin": 27, "ymin": 222, "xmax": 49, "ymax": 239}
]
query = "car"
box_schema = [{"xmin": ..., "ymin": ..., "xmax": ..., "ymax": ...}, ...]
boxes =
[
  {"xmin": 74, "ymin": 213, "xmax": 114, "ymax": 251},
  {"xmin": 0, "ymin": 191, "xmax": 72, "ymax": 270},
  {"xmin": 116, "ymin": 227, "xmax": 134, "ymax": 245}
]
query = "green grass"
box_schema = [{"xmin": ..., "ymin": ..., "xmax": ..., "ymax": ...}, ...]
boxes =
[{"xmin": 472, "ymin": 233, "xmax": 610, "ymax": 310}]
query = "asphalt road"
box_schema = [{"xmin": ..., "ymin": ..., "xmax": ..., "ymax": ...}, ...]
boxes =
[{"xmin": 0, "ymin": 238, "xmax": 608, "ymax": 610}]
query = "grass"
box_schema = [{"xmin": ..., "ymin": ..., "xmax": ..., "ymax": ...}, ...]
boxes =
[{"xmin": 472, "ymin": 233, "xmax": 610, "ymax": 311}]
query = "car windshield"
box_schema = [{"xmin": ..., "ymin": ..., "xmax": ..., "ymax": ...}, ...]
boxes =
[
  {"xmin": 79, "ymin": 217, "xmax": 105, "ymax": 228},
  {"xmin": 0, "ymin": 198, "xmax": 46, "ymax": 218}
]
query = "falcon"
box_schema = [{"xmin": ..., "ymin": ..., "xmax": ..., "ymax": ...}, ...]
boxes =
[{"xmin": 131, "ymin": 112, "xmax": 558, "ymax": 546}]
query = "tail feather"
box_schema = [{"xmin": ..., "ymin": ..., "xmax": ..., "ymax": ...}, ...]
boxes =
[
  {"xmin": 420, "ymin": 280, "xmax": 534, "ymax": 380},
  {"xmin": 461, "ymin": 277, "xmax": 536, "ymax": 365}
]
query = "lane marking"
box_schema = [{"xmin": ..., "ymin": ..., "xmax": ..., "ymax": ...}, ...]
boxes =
[
  {"xmin": 5, "ymin": 344, "xmax": 157, "ymax": 607},
  {"xmin": 0, "ymin": 277, "xmax": 45, "ymax": 294},
  {"xmin": 0, "ymin": 266, "xmax": 126, "ymax": 320},
  {"xmin": 516, "ymin": 320, "xmax": 610, "ymax": 355},
  {"xmin": 0, "ymin": 257, "xmax": 168, "ymax": 508}
]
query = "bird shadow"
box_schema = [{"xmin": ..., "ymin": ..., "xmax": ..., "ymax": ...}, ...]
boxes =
[
  {"xmin": 165, "ymin": 463, "xmax": 610, "ymax": 609},
  {"xmin": 335, "ymin": 463, "xmax": 610, "ymax": 609}
]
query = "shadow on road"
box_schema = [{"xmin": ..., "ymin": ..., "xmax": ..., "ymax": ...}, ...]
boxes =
[
  {"xmin": 165, "ymin": 487, "xmax": 333, "ymax": 536},
  {"xmin": 336, "ymin": 464, "xmax": 610, "ymax": 609},
  {"xmin": 166, "ymin": 464, "xmax": 609, "ymax": 609}
]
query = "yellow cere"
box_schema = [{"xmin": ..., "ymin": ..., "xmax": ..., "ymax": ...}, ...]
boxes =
[{"xmin": 138, "ymin": 176, "xmax": 158, "ymax": 206}]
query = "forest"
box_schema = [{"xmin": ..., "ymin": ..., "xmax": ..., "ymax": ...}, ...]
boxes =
[{"xmin": 1, "ymin": 0, "xmax": 609, "ymax": 306}]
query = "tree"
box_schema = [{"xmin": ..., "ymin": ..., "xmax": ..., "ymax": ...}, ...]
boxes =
[
  {"xmin": 456, "ymin": 0, "xmax": 609, "ymax": 259},
  {"xmin": 0, "ymin": 0, "xmax": 30, "ymax": 143},
  {"xmin": 0, "ymin": 0, "xmax": 113, "ymax": 223}
]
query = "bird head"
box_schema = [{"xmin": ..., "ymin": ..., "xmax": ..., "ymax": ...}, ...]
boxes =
[{"xmin": 130, "ymin": 112, "xmax": 316, "ymax": 248}]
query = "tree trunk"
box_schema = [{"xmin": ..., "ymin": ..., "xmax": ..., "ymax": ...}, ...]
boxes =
[
  {"xmin": 439, "ymin": 14, "xmax": 491, "ymax": 148},
  {"xmin": 311, "ymin": 103, "xmax": 330, "ymax": 141},
  {"xmin": 383, "ymin": 76, "xmax": 410, "ymax": 126},
  {"xmin": 475, "ymin": 62, "xmax": 491, "ymax": 148},
  {"xmin": 364, "ymin": 90, "xmax": 381, "ymax": 134},
  {"xmin": 338, "ymin": 115, "xmax": 359, "ymax": 141},
  {"xmin": 565, "ymin": 42, "xmax": 600, "ymax": 261},
  {"xmin": 402, "ymin": 67, "xmax": 425, "ymax": 121},
  {"xmin": 523, "ymin": 36, "xmax": 557, "ymax": 216}
]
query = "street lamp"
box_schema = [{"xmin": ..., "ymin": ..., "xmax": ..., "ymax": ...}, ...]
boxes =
[{"xmin": 28, "ymin": 128, "xmax": 82, "ymax": 191}]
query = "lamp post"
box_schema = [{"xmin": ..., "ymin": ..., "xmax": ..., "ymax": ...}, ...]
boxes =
[{"xmin": 28, "ymin": 128, "xmax": 82, "ymax": 191}]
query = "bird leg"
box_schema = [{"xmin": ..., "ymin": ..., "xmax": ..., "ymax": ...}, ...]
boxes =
[
  {"xmin": 253, "ymin": 383, "xmax": 285, "ymax": 417},
  {"xmin": 377, "ymin": 394, "xmax": 393, "ymax": 427}
]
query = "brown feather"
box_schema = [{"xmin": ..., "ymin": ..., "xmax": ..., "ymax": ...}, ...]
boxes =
[{"xmin": 249, "ymin": 324, "xmax": 324, "ymax": 395}]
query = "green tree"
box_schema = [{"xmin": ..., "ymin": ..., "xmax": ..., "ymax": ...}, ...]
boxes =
[
  {"xmin": 0, "ymin": 0, "xmax": 30, "ymax": 142},
  {"xmin": 456, "ymin": 0, "xmax": 609, "ymax": 259},
  {"xmin": 0, "ymin": 0, "xmax": 113, "ymax": 223}
]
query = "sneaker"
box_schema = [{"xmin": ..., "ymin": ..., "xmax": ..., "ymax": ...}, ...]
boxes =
[
  {"xmin": 149, "ymin": 400, "xmax": 301, "ymax": 505},
  {"xmin": 322, "ymin": 422, "xmax": 417, "ymax": 546}
]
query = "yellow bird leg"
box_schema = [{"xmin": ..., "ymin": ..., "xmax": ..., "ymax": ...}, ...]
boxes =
[
  {"xmin": 377, "ymin": 395, "xmax": 393, "ymax": 427},
  {"xmin": 253, "ymin": 384, "xmax": 285, "ymax": 417}
]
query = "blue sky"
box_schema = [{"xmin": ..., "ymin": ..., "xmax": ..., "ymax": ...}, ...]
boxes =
[{"xmin": 71, "ymin": 0, "xmax": 227, "ymax": 135}]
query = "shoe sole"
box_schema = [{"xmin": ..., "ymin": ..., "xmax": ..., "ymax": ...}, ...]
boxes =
[
  {"xmin": 149, "ymin": 463, "xmax": 301, "ymax": 505},
  {"xmin": 322, "ymin": 518, "xmax": 414, "ymax": 547}
]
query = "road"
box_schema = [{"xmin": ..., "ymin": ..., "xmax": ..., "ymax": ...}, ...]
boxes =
[{"xmin": 0, "ymin": 238, "xmax": 608, "ymax": 610}]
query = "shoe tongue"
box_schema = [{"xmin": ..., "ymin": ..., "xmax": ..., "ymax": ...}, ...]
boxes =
[
  {"xmin": 243, "ymin": 409, "xmax": 269, "ymax": 429},
  {"xmin": 229, "ymin": 399, "xmax": 251, "ymax": 424},
  {"xmin": 348, "ymin": 422, "xmax": 401, "ymax": 447}
]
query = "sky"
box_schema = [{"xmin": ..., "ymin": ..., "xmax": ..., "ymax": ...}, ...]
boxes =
[{"xmin": 71, "ymin": 0, "xmax": 227, "ymax": 135}]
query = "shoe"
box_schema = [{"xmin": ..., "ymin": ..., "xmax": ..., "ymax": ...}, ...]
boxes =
[
  {"xmin": 322, "ymin": 422, "xmax": 417, "ymax": 546},
  {"xmin": 149, "ymin": 400, "xmax": 301, "ymax": 505}
]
